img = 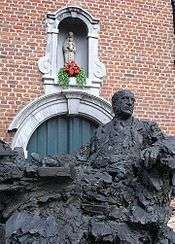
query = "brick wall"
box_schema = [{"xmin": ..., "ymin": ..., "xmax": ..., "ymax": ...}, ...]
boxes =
[{"xmin": 0, "ymin": 0, "xmax": 175, "ymax": 143}]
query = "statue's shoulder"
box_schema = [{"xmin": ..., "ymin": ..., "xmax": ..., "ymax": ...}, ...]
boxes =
[
  {"xmin": 133, "ymin": 117, "xmax": 159, "ymax": 130},
  {"xmin": 133, "ymin": 117, "xmax": 164, "ymax": 141},
  {"xmin": 95, "ymin": 120, "xmax": 113, "ymax": 138}
]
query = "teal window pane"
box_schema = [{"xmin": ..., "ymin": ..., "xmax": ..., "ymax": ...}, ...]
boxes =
[{"xmin": 27, "ymin": 115, "xmax": 99, "ymax": 158}]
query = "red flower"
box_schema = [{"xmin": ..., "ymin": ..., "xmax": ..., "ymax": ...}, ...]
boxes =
[
  {"xmin": 64, "ymin": 61, "xmax": 80, "ymax": 76},
  {"xmin": 69, "ymin": 67, "xmax": 74, "ymax": 76}
]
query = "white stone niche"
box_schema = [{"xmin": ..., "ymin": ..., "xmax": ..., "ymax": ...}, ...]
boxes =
[{"xmin": 38, "ymin": 6, "xmax": 106, "ymax": 96}]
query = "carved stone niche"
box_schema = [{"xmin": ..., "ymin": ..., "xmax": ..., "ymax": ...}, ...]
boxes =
[{"xmin": 38, "ymin": 6, "xmax": 106, "ymax": 96}]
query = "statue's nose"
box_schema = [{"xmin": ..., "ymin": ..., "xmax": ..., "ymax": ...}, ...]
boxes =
[{"xmin": 128, "ymin": 98, "xmax": 132, "ymax": 105}]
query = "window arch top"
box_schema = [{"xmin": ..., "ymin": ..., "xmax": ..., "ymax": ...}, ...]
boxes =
[{"xmin": 47, "ymin": 6, "xmax": 100, "ymax": 37}]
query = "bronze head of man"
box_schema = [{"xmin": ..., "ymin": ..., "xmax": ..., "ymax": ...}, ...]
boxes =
[{"xmin": 112, "ymin": 90, "xmax": 135, "ymax": 119}]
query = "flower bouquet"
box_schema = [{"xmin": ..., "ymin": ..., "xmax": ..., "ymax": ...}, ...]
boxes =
[{"xmin": 57, "ymin": 61, "xmax": 86, "ymax": 88}]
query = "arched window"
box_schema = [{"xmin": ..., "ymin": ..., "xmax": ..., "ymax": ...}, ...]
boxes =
[
  {"xmin": 8, "ymin": 91, "xmax": 113, "ymax": 158},
  {"xmin": 27, "ymin": 115, "xmax": 98, "ymax": 157}
]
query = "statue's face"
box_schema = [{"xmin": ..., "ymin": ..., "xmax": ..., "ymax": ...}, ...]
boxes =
[
  {"xmin": 113, "ymin": 91, "xmax": 135, "ymax": 118},
  {"xmin": 69, "ymin": 32, "xmax": 74, "ymax": 38}
]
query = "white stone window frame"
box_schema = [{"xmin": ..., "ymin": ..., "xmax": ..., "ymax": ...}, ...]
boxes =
[
  {"xmin": 8, "ymin": 91, "xmax": 113, "ymax": 158},
  {"xmin": 38, "ymin": 6, "xmax": 106, "ymax": 96}
]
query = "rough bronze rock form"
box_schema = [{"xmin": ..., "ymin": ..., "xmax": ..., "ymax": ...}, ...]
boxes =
[
  {"xmin": 0, "ymin": 139, "xmax": 16, "ymax": 158},
  {"xmin": 0, "ymin": 90, "xmax": 175, "ymax": 243}
]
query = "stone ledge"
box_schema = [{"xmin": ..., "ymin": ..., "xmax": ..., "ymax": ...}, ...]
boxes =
[{"xmin": 37, "ymin": 167, "xmax": 72, "ymax": 179}]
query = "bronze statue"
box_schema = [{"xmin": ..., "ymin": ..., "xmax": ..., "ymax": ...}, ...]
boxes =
[
  {"xmin": 89, "ymin": 90, "xmax": 165, "ymax": 169},
  {"xmin": 0, "ymin": 90, "xmax": 175, "ymax": 243}
]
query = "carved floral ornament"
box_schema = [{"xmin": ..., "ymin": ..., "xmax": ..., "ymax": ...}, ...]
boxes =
[{"xmin": 38, "ymin": 6, "xmax": 106, "ymax": 96}]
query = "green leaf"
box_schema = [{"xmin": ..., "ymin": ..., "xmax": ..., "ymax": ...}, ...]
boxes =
[
  {"xmin": 57, "ymin": 67, "xmax": 87, "ymax": 88},
  {"xmin": 76, "ymin": 69, "xmax": 87, "ymax": 87},
  {"xmin": 57, "ymin": 68, "xmax": 69, "ymax": 88}
]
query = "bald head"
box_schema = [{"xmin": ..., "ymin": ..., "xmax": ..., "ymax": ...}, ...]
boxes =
[{"xmin": 112, "ymin": 90, "xmax": 135, "ymax": 119}]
